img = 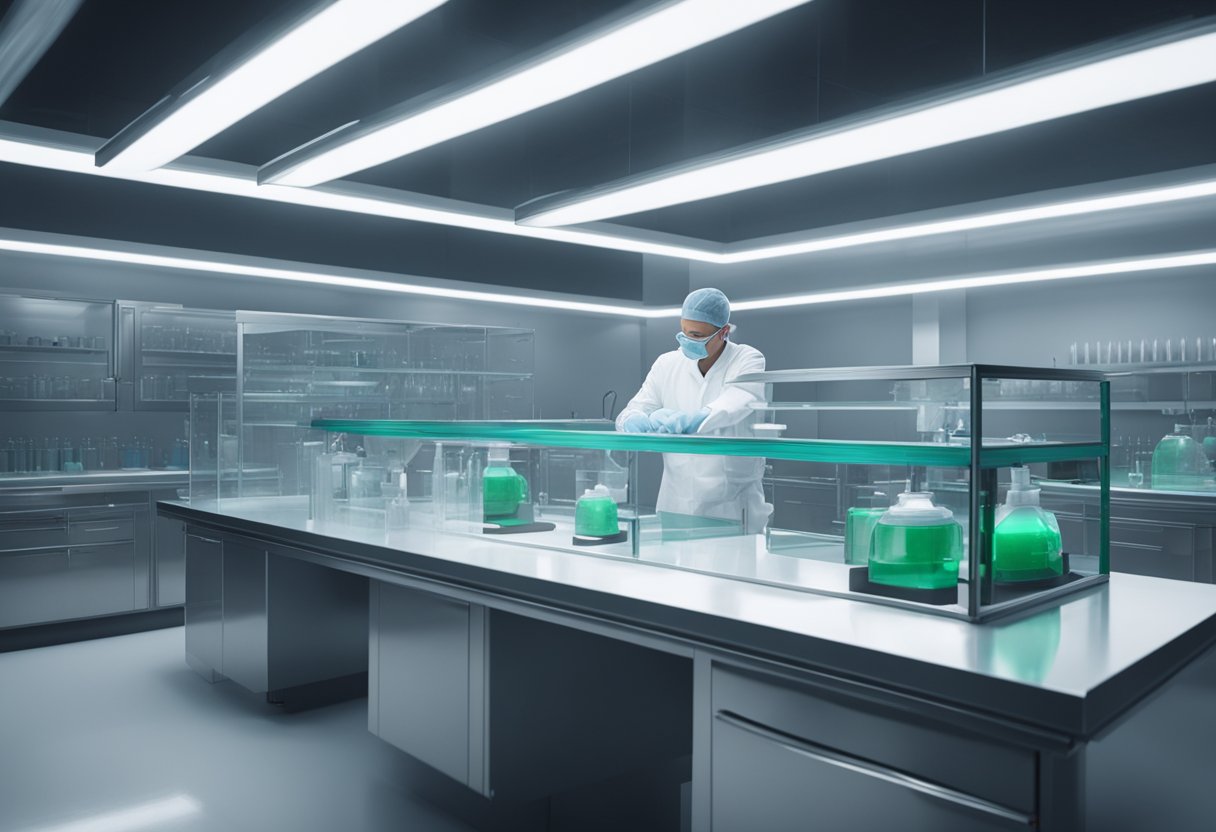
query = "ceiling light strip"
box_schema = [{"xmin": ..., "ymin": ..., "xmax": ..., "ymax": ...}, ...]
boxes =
[
  {"xmin": 517, "ymin": 20, "xmax": 1216, "ymax": 227},
  {"xmin": 95, "ymin": 0, "xmax": 449, "ymax": 172},
  {"xmin": 0, "ymin": 234, "xmax": 664, "ymax": 318},
  {"xmin": 259, "ymin": 0, "xmax": 812, "ymax": 187},
  {"xmin": 0, "ymin": 0, "xmax": 81, "ymax": 108},
  {"xmin": 1, "ymin": 229, "xmax": 1212, "ymax": 319},
  {"xmin": 5, "ymin": 123, "xmax": 1216, "ymax": 267},
  {"xmin": 726, "ymin": 251, "xmax": 1216, "ymax": 312},
  {"xmin": 721, "ymin": 177, "xmax": 1216, "ymax": 263}
]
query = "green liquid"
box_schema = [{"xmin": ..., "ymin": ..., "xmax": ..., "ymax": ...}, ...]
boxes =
[
  {"xmin": 993, "ymin": 510, "xmax": 1063, "ymax": 583},
  {"xmin": 575, "ymin": 495, "xmax": 619, "ymax": 537},
  {"xmin": 845, "ymin": 507, "xmax": 884, "ymax": 565},
  {"xmin": 869, "ymin": 522, "xmax": 962, "ymax": 590},
  {"xmin": 483, "ymin": 466, "xmax": 528, "ymax": 518}
]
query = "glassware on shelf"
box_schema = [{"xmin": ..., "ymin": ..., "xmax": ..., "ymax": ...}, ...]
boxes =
[
  {"xmin": 1127, "ymin": 460, "xmax": 1144, "ymax": 488},
  {"xmin": 1150, "ymin": 425, "xmax": 1214, "ymax": 491}
]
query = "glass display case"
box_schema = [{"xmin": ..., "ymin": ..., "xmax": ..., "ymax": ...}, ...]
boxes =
[
  {"xmin": 0, "ymin": 294, "xmax": 114, "ymax": 410},
  {"xmin": 227, "ymin": 311, "xmax": 534, "ymax": 500},
  {"xmin": 132, "ymin": 304, "xmax": 236, "ymax": 410},
  {"xmin": 281, "ymin": 365, "xmax": 1110, "ymax": 622}
]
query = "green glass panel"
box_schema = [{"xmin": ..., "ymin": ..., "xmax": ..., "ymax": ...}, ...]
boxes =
[
  {"xmin": 979, "ymin": 443, "xmax": 1107, "ymax": 468},
  {"xmin": 311, "ymin": 419, "xmax": 972, "ymax": 466}
]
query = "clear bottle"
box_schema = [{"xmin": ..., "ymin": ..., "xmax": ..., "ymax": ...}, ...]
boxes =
[
  {"xmin": 993, "ymin": 467, "xmax": 1063, "ymax": 583},
  {"xmin": 1150, "ymin": 425, "xmax": 1213, "ymax": 491},
  {"xmin": 868, "ymin": 492, "xmax": 963, "ymax": 590}
]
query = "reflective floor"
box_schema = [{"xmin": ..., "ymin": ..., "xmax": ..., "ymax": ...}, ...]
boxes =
[{"xmin": 0, "ymin": 627, "xmax": 479, "ymax": 832}]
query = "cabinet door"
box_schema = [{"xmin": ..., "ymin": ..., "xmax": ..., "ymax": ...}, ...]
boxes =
[
  {"xmin": 68, "ymin": 543, "xmax": 137, "ymax": 618},
  {"xmin": 371, "ymin": 581, "xmax": 471, "ymax": 787},
  {"xmin": 184, "ymin": 533, "xmax": 223, "ymax": 676},
  {"xmin": 0, "ymin": 548, "xmax": 71, "ymax": 627},
  {"xmin": 712, "ymin": 714, "xmax": 1029, "ymax": 832},
  {"xmin": 155, "ymin": 515, "xmax": 186, "ymax": 607}
]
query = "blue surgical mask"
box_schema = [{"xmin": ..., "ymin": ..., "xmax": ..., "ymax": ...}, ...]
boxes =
[{"xmin": 676, "ymin": 327, "xmax": 720, "ymax": 360}]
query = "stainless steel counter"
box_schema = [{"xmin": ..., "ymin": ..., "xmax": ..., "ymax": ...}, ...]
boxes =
[{"xmin": 159, "ymin": 496, "xmax": 1216, "ymax": 739}]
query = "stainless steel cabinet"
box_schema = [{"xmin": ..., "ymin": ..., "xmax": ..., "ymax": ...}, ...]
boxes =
[
  {"xmin": 370, "ymin": 582, "xmax": 476, "ymax": 786},
  {"xmin": 369, "ymin": 580, "xmax": 691, "ymax": 801},
  {"xmin": 154, "ymin": 512, "xmax": 185, "ymax": 607},
  {"xmin": 184, "ymin": 532, "xmax": 223, "ymax": 681},
  {"xmin": 183, "ymin": 528, "xmax": 367, "ymax": 694},
  {"xmin": 0, "ymin": 548, "xmax": 72, "ymax": 626},
  {"xmin": 0, "ymin": 497, "xmax": 150, "ymax": 628},
  {"xmin": 709, "ymin": 665, "xmax": 1048, "ymax": 831}
]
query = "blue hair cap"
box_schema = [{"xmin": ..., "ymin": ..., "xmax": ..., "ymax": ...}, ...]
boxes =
[{"xmin": 681, "ymin": 287, "xmax": 730, "ymax": 328}]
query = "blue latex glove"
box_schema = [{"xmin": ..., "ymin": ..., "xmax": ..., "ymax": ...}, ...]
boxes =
[
  {"xmin": 651, "ymin": 408, "xmax": 709, "ymax": 434},
  {"xmin": 619, "ymin": 412, "xmax": 653, "ymax": 433},
  {"xmin": 647, "ymin": 408, "xmax": 680, "ymax": 433}
]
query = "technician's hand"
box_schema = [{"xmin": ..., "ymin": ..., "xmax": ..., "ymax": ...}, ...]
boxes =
[
  {"xmin": 620, "ymin": 412, "xmax": 654, "ymax": 433},
  {"xmin": 651, "ymin": 408, "xmax": 709, "ymax": 434},
  {"xmin": 647, "ymin": 408, "xmax": 680, "ymax": 433}
]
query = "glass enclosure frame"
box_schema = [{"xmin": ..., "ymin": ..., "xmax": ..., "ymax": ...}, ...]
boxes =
[{"xmin": 307, "ymin": 364, "xmax": 1111, "ymax": 622}]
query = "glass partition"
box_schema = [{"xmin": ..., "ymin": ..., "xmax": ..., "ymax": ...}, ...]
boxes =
[{"xmin": 296, "ymin": 365, "xmax": 1109, "ymax": 622}]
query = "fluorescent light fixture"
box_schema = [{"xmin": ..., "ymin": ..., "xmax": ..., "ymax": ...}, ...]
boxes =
[
  {"xmin": 0, "ymin": 0, "xmax": 81, "ymax": 107},
  {"xmin": 1, "ymin": 227, "xmax": 1213, "ymax": 319},
  {"xmin": 721, "ymin": 174, "xmax": 1216, "ymax": 263},
  {"xmin": 95, "ymin": 0, "xmax": 448, "ymax": 171},
  {"xmin": 17, "ymin": 794, "xmax": 201, "ymax": 832},
  {"xmin": 5, "ymin": 121, "xmax": 1216, "ymax": 267},
  {"xmin": 517, "ymin": 19, "xmax": 1216, "ymax": 227},
  {"xmin": 0, "ymin": 230, "xmax": 664, "ymax": 318},
  {"xmin": 728, "ymin": 250, "xmax": 1216, "ymax": 312},
  {"xmin": 259, "ymin": 0, "xmax": 812, "ymax": 187}
]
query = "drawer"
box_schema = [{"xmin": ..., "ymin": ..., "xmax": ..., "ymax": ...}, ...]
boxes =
[
  {"xmin": 1110, "ymin": 520, "xmax": 1193, "ymax": 552},
  {"xmin": 713, "ymin": 665, "xmax": 1037, "ymax": 815},
  {"xmin": 0, "ymin": 548, "xmax": 72, "ymax": 627},
  {"xmin": 69, "ymin": 542, "xmax": 138, "ymax": 618},
  {"xmin": 0, "ymin": 514, "xmax": 68, "ymax": 552},
  {"xmin": 712, "ymin": 712, "xmax": 1030, "ymax": 832},
  {"xmin": 68, "ymin": 516, "xmax": 135, "ymax": 545}
]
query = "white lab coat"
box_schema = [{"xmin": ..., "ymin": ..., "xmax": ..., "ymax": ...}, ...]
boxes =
[{"xmin": 616, "ymin": 340, "xmax": 771, "ymax": 533}]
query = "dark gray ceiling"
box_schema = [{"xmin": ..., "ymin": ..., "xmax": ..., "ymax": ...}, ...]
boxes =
[{"xmin": 0, "ymin": 0, "xmax": 1213, "ymax": 276}]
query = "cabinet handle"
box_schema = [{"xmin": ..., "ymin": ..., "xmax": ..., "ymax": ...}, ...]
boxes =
[
  {"xmin": 188, "ymin": 535, "xmax": 223, "ymax": 545},
  {"xmin": 715, "ymin": 711, "xmax": 1034, "ymax": 826},
  {"xmin": 79, "ymin": 525, "xmax": 121, "ymax": 533}
]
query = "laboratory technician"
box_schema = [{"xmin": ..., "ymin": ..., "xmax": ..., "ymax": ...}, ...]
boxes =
[{"xmin": 615, "ymin": 288, "xmax": 772, "ymax": 533}]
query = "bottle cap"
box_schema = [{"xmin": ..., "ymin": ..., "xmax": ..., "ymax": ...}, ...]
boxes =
[
  {"xmin": 1005, "ymin": 466, "xmax": 1041, "ymax": 507},
  {"xmin": 879, "ymin": 491, "xmax": 954, "ymax": 526}
]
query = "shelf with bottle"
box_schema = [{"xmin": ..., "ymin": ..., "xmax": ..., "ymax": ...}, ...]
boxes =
[{"xmin": 0, "ymin": 434, "xmax": 188, "ymax": 475}]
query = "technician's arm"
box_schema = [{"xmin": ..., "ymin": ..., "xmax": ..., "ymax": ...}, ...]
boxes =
[
  {"xmin": 615, "ymin": 364, "xmax": 664, "ymax": 432},
  {"xmin": 697, "ymin": 350, "xmax": 766, "ymax": 433}
]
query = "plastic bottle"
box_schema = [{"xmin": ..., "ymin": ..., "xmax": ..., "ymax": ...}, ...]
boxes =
[
  {"xmin": 482, "ymin": 444, "xmax": 528, "ymax": 520},
  {"xmin": 868, "ymin": 492, "xmax": 963, "ymax": 590},
  {"xmin": 575, "ymin": 484, "xmax": 619, "ymax": 537},
  {"xmin": 993, "ymin": 467, "xmax": 1063, "ymax": 583}
]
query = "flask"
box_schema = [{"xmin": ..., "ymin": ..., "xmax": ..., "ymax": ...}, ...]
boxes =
[
  {"xmin": 575, "ymin": 484, "xmax": 619, "ymax": 538},
  {"xmin": 868, "ymin": 492, "xmax": 963, "ymax": 590},
  {"xmin": 993, "ymin": 467, "xmax": 1064, "ymax": 583},
  {"xmin": 482, "ymin": 444, "xmax": 528, "ymax": 520}
]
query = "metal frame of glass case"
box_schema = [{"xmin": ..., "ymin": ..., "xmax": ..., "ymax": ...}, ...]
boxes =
[{"xmin": 298, "ymin": 365, "xmax": 1110, "ymax": 622}]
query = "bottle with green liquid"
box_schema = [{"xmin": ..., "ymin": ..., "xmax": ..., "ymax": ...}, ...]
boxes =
[
  {"xmin": 482, "ymin": 445, "xmax": 528, "ymax": 520},
  {"xmin": 868, "ymin": 491, "xmax": 962, "ymax": 590},
  {"xmin": 993, "ymin": 466, "xmax": 1063, "ymax": 583},
  {"xmin": 575, "ymin": 484, "xmax": 619, "ymax": 538}
]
